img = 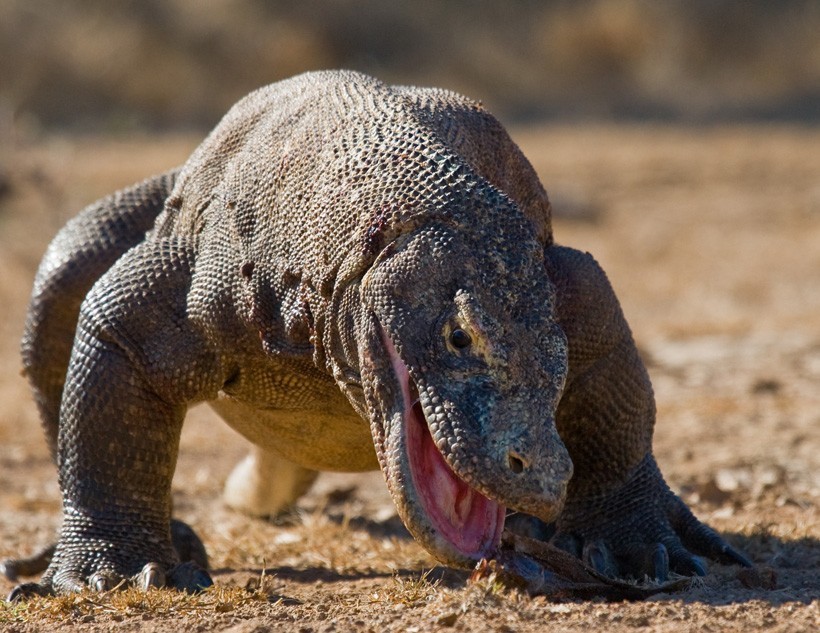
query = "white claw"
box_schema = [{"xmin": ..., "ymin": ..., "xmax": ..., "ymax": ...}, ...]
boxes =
[
  {"xmin": 89, "ymin": 571, "xmax": 120, "ymax": 592},
  {"xmin": 138, "ymin": 562, "xmax": 166, "ymax": 590}
]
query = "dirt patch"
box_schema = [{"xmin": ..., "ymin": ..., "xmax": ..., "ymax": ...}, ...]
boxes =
[{"xmin": 0, "ymin": 125, "xmax": 818, "ymax": 631}]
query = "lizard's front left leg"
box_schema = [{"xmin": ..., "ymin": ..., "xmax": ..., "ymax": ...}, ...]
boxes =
[
  {"xmin": 542, "ymin": 245, "xmax": 751, "ymax": 581},
  {"xmin": 10, "ymin": 237, "xmax": 224, "ymax": 599}
]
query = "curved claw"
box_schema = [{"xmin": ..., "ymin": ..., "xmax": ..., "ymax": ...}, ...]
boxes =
[
  {"xmin": 583, "ymin": 540, "xmax": 619, "ymax": 578},
  {"xmin": 89, "ymin": 570, "xmax": 125, "ymax": 593},
  {"xmin": 136, "ymin": 562, "xmax": 166, "ymax": 590},
  {"xmin": 718, "ymin": 544, "xmax": 754, "ymax": 568}
]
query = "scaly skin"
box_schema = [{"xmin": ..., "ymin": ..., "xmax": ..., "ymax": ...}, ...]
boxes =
[{"xmin": 4, "ymin": 71, "xmax": 750, "ymax": 599}]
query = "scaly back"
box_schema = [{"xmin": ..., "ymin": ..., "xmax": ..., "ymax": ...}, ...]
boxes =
[{"xmin": 164, "ymin": 71, "xmax": 551, "ymax": 275}]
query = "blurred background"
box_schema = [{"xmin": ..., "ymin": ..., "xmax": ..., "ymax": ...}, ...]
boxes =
[{"xmin": 2, "ymin": 0, "xmax": 819, "ymax": 135}]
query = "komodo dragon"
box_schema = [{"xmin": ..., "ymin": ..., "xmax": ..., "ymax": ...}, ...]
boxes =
[{"xmin": 4, "ymin": 70, "xmax": 751, "ymax": 598}]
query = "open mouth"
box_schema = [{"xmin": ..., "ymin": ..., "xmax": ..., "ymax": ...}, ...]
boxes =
[
  {"xmin": 382, "ymin": 332, "xmax": 506, "ymax": 562},
  {"xmin": 406, "ymin": 394, "xmax": 506, "ymax": 558}
]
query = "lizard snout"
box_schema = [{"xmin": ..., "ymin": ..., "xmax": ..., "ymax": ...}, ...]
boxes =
[{"xmin": 489, "ymin": 423, "xmax": 573, "ymax": 523}]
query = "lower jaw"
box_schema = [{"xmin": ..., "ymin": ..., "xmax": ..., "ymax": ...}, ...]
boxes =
[{"xmin": 405, "ymin": 401, "xmax": 506, "ymax": 565}]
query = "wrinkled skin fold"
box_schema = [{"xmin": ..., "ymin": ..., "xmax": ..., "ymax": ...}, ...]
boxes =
[{"xmin": 3, "ymin": 71, "xmax": 751, "ymax": 599}]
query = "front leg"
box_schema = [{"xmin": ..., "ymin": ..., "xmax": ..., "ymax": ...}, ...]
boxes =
[
  {"xmin": 11, "ymin": 238, "xmax": 223, "ymax": 598},
  {"xmin": 543, "ymin": 245, "xmax": 751, "ymax": 580}
]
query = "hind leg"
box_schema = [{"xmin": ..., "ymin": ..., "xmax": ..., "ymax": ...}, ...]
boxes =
[{"xmin": 224, "ymin": 447, "xmax": 319, "ymax": 519}]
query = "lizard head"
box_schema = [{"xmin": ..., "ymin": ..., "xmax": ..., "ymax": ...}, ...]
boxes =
[{"xmin": 357, "ymin": 213, "xmax": 573, "ymax": 568}]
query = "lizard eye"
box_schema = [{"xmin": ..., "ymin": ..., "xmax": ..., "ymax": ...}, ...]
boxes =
[{"xmin": 449, "ymin": 328, "xmax": 472, "ymax": 350}]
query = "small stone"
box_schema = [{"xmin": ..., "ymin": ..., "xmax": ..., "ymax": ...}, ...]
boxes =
[
  {"xmin": 436, "ymin": 612, "xmax": 459, "ymax": 627},
  {"xmin": 751, "ymin": 378, "xmax": 782, "ymax": 394},
  {"xmin": 696, "ymin": 478, "xmax": 731, "ymax": 505},
  {"xmin": 737, "ymin": 566, "xmax": 777, "ymax": 590}
]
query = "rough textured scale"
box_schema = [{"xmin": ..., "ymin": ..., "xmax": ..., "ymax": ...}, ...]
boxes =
[{"xmin": 3, "ymin": 70, "xmax": 750, "ymax": 597}]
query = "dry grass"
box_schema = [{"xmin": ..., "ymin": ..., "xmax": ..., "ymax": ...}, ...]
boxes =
[
  {"xmin": 0, "ymin": 584, "xmax": 264, "ymax": 625},
  {"xmin": 375, "ymin": 570, "xmax": 442, "ymax": 607}
]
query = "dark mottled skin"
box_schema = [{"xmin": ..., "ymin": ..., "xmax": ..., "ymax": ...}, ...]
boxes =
[{"xmin": 3, "ymin": 71, "xmax": 750, "ymax": 598}]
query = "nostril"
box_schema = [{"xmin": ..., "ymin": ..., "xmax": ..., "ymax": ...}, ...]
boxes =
[{"xmin": 507, "ymin": 451, "xmax": 526, "ymax": 474}]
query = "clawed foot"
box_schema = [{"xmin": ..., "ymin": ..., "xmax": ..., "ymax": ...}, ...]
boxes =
[
  {"xmin": 7, "ymin": 561, "xmax": 212, "ymax": 601},
  {"xmin": 84, "ymin": 560, "xmax": 213, "ymax": 593},
  {"xmin": 513, "ymin": 455, "xmax": 752, "ymax": 582},
  {"xmin": 4, "ymin": 518, "xmax": 212, "ymax": 601},
  {"xmin": 480, "ymin": 532, "xmax": 693, "ymax": 600}
]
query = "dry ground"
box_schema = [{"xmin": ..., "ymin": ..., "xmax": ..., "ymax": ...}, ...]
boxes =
[{"xmin": 0, "ymin": 124, "xmax": 817, "ymax": 631}]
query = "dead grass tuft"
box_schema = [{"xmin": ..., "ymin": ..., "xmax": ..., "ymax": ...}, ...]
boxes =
[{"xmin": 374, "ymin": 570, "xmax": 441, "ymax": 607}]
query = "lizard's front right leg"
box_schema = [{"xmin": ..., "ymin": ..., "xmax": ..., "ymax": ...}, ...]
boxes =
[{"xmin": 10, "ymin": 237, "xmax": 224, "ymax": 599}]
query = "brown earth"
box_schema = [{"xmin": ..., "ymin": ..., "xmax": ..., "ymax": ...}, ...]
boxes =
[{"xmin": 0, "ymin": 124, "xmax": 817, "ymax": 631}]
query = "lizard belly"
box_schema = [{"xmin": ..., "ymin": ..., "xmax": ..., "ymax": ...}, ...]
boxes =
[{"xmin": 208, "ymin": 396, "xmax": 378, "ymax": 472}]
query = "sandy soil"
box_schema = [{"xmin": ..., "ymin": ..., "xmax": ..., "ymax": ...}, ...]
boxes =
[{"xmin": 0, "ymin": 125, "xmax": 817, "ymax": 631}]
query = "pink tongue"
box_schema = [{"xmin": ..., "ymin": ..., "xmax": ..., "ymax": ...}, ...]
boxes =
[{"xmin": 407, "ymin": 401, "xmax": 505, "ymax": 557}]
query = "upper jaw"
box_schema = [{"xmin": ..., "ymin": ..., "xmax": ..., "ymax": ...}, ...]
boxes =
[
  {"xmin": 419, "ymin": 380, "xmax": 572, "ymax": 528},
  {"xmin": 376, "ymin": 330, "xmax": 506, "ymax": 567}
]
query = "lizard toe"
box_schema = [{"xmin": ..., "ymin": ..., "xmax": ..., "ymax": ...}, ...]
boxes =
[
  {"xmin": 170, "ymin": 519, "xmax": 209, "ymax": 570},
  {"xmin": 666, "ymin": 493, "xmax": 753, "ymax": 568},
  {"xmin": 616, "ymin": 542, "xmax": 671, "ymax": 581},
  {"xmin": 1, "ymin": 543, "xmax": 56, "ymax": 582},
  {"xmin": 611, "ymin": 540, "xmax": 706, "ymax": 582},
  {"xmin": 89, "ymin": 570, "xmax": 126, "ymax": 592},
  {"xmin": 49, "ymin": 569, "xmax": 87, "ymax": 595},
  {"xmin": 668, "ymin": 547, "xmax": 707, "ymax": 577},
  {"xmin": 7, "ymin": 581, "xmax": 53, "ymax": 602},
  {"xmin": 582, "ymin": 539, "xmax": 619, "ymax": 577},
  {"xmin": 0, "ymin": 560, "xmax": 20, "ymax": 583},
  {"xmin": 649, "ymin": 543, "xmax": 671, "ymax": 581},
  {"xmin": 166, "ymin": 561, "xmax": 213, "ymax": 593}
]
